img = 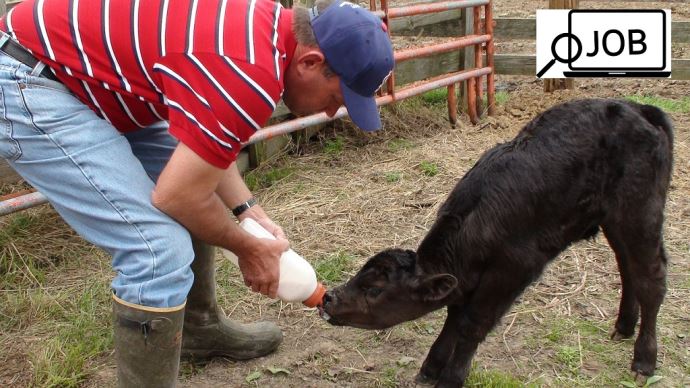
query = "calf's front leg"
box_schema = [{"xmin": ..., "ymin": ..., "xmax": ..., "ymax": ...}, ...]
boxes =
[
  {"xmin": 433, "ymin": 315, "xmax": 488, "ymax": 387},
  {"xmin": 433, "ymin": 266, "xmax": 535, "ymax": 387},
  {"xmin": 416, "ymin": 305, "xmax": 462, "ymax": 385}
]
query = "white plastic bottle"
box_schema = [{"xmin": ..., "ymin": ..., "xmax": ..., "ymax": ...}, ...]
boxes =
[{"xmin": 221, "ymin": 218, "xmax": 326, "ymax": 308}]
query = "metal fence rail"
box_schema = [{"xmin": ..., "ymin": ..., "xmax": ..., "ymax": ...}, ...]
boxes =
[{"xmin": 0, "ymin": 0, "xmax": 496, "ymax": 217}]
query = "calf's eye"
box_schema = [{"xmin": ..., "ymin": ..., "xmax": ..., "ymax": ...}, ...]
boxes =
[{"xmin": 367, "ymin": 287, "xmax": 383, "ymax": 297}]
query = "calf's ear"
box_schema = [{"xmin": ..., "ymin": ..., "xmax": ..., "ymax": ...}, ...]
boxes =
[{"xmin": 414, "ymin": 274, "xmax": 458, "ymax": 302}]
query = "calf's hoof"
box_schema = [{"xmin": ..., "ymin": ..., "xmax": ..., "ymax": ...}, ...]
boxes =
[
  {"xmin": 609, "ymin": 327, "xmax": 634, "ymax": 341},
  {"xmin": 433, "ymin": 379, "xmax": 465, "ymax": 388},
  {"xmin": 631, "ymin": 359, "xmax": 655, "ymax": 379},
  {"xmin": 414, "ymin": 372, "xmax": 438, "ymax": 386},
  {"xmin": 634, "ymin": 371, "xmax": 652, "ymax": 386}
]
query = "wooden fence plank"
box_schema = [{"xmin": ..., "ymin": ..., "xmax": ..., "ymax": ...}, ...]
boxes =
[
  {"xmin": 489, "ymin": 18, "xmax": 690, "ymax": 44},
  {"xmin": 490, "ymin": 54, "xmax": 690, "ymax": 80},
  {"xmin": 391, "ymin": 9, "xmax": 463, "ymax": 37},
  {"xmin": 672, "ymin": 58, "xmax": 690, "ymax": 80},
  {"xmin": 674, "ymin": 21, "xmax": 690, "ymax": 44},
  {"xmin": 493, "ymin": 54, "xmax": 536, "ymax": 76},
  {"xmin": 492, "ymin": 18, "xmax": 535, "ymax": 40},
  {"xmin": 395, "ymin": 50, "xmax": 462, "ymax": 86},
  {"xmin": 395, "ymin": 16, "xmax": 689, "ymax": 44}
]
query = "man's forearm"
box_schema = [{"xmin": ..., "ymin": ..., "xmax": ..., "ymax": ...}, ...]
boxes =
[
  {"xmin": 151, "ymin": 143, "xmax": 250, "ymax": 252},
  {"xmin": 156, "ymin": 189, "xmax": 248, "ymax": 252},
  {"xmin": 216, "ymin": 161, "xmax": 253, "ymax": 209}
]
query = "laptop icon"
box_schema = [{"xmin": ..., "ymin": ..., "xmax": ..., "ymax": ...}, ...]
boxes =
[{"xmin": 562, "ymin": 10, "xmax": 671, "ymax": 78}]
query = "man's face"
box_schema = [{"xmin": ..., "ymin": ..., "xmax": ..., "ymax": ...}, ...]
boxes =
[{"xmin": 283, "ymin": 51, "xmax": 344, "ymax": 118}]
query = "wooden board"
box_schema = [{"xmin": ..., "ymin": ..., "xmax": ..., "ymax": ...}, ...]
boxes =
[
  {"xmin": 672, "ymin": 58, "xmax": 690, "ymax": 80},
  {"xmin": 390, "ymin": 10, "xmax": 463, "ymax": 37},
  {"xmin": 489, "ymin": 18, "xmax": 690, "ymax": 44},
  {"xmin": 674, "ymin": 21, "xmax": 690, "ymax": 44},
  {"xmin": 491, "ymin": 18, "xmax": 536, "ymax": 40},
  {"xmin": 394, "ymin": 51, "xmax": 463, "ymax": 86}
]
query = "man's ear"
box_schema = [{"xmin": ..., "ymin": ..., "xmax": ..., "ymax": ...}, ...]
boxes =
[
  {"xmin": 295, "ymin": 49, "xmax": 326, "ymax": 72},
  {"xmin": 414, "ymin": 274, "xmax": 458, "ymax": 303}
]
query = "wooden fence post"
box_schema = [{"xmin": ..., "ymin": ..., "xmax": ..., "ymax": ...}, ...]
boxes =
[{"xmin": 544, "ymin": 0, "xmax": 579, "ymax": 92}]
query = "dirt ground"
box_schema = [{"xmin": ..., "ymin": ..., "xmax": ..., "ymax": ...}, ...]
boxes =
[{"xmin": 2, "ymin": 1, "xmax": 689, "ymax": 388}]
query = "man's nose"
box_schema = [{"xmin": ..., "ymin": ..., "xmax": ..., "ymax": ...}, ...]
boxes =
[{"xmin": 325, "ymin": 103, "xmax": 341, "ymax": 117}]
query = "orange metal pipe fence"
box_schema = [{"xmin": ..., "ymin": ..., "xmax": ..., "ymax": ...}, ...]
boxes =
[{"xmin": 1, "ymin": 0, "xmax": 495, "ymax": 216}]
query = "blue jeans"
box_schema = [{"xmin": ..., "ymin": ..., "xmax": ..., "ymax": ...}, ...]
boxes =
[{"xmin": 0, "ymin": 50, "xmax": 193, "ymax": 308}]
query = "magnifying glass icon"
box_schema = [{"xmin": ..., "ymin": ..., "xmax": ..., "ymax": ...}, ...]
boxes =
[{"xmin": 537, "ymin": 32, "xmax": 582, "ymax": 78}]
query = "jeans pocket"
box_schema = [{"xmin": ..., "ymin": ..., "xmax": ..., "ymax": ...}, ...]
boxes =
[
  {"xmin": 0, "ymin": 86, "xmax": 22, "ymax": 161},
  {"xmin": 18, "ymin": 76, "xmax": 92, "ymax": 136}
]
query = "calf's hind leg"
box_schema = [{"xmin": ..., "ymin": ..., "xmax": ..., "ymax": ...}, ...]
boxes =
[
  {"xmin": 629, "ymin": 243, "xmax": 667, "ymax": 378},
  {"xmin": 603, "ymin": 220, "xmax": 667, "ymax": 378},
  {"xmin": 603, "ymin": 228, "xmax": 640, "ymax": 340}
]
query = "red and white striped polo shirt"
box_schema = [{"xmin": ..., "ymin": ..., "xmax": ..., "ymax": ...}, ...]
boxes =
[{"xmin": 1, "ymin": 0, "xmax": 296, "ymax": 168}]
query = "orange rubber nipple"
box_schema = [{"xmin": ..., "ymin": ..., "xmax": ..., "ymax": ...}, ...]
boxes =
[{"xmin": 302, "ymin": 283, "xmax": 327, "ymax": 308}]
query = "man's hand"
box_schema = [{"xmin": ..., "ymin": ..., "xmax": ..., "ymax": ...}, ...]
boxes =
[
  {"xmin": 239, "ymin": 204, "xmax": 286, "ymax": 240},
  {"xmin": 235, "ymin": 234, "xmax": 289, "ymax": 298}
]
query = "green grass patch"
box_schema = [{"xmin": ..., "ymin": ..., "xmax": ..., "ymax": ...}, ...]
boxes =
[
  {"xmin": 384, "ymin": 172, "xmax": 402, "ymax": 183},
  {"xmin": 466, "ymin": 366, "xmax": 531, "ymax": 387},
  {"xmin": 215, "ymin": 257, "xmax": 251, "ymax": 302},
  {"xmin": 244, "ymin": 167, "xmax": 295, "ymax": 191},
  {"xmin": 292, "ymin": 182, "xmax": 306, "ymax": 194},
  {"xmin": 419, "ymin": 161, "xmax": 439, "ymax": 177},
  {"xmin": 0, "ymin": 213, "xmax": 51, "ymax": 285},
  {"xmin": 1, "ymin": 211, "xmax": 119, "ymax": 387},
  {"xmin": 421, "ymin": 88, "xmax": 510, "ymax": 109},
  {"xmin": 24, "ymin": 283, "xmax": 111, "ymax": 387},
  {"xmin": 546, "ymin": 325, "xmax": 566, "ymax": 343},
  {"xmin": 621, "ymin": 375, "xmax": 664, "ymax": 388},
  {"xmin": 314, "ymin": 251, "xmax": 356, "ymax": 285},
  {"xmin": 379, "ymin": 365, "xmax": 399, "ymax": 388},
  {"xmin": 625, "ymin": 95, "xmax": 690, "ymax": 113},
  {"xmin": 483, "ymin": 90, "xmax": 510, "ymax": 107},
  {"xmin": 421, "ymin": 88, "xmax": 451, "ymax": 106},
  {"xmin": 556, "ymin": 345, "xmax": 581, "ymax": 373},
  {"xmin": 323, "ymin": 136, "xmax": 345, "ymax": 156},
  {"xmin": 0, "ymin": 213, "xmax": 41, "ymax": 248},
  {"xmin": 386, "ymin": 138, "xmax": 415, "ymax": 152},
  {"xmin": 495, "ymin": 90, "xmax": 510, "ymax": 105},
  {"xmin": 575, "ymin": 320, "xmax": 606, "ymax": 337},
  {"xmin": 542, "ymin": 318, "xmax": 574, "ymax": 343}
]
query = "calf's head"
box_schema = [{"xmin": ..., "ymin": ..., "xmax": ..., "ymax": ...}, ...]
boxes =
[{"xmin": 320, "ymin": 248, "xmax": 458, "ymax": 329}]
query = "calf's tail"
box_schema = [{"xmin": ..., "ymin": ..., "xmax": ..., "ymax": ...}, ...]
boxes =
[{"xmin": 638, "ymin": 103, "xmax": 674, "ymax": 149}]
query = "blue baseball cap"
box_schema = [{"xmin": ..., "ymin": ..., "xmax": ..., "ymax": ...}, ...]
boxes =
[{"xmin": 309, "ymin": 1, "xmax": 395, "ymax": 131}]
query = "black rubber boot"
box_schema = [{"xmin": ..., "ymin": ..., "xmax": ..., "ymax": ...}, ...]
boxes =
[
  {"xmin": 181, "ymin": 239, "xmax": 283, "ymax": 361},
  {"xmin": 112, "ymin": 294, "xmax": 184, "ymax": 388}
]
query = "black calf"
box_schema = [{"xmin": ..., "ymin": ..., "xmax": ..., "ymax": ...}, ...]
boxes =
[{"xmin": 321, "ymin": 98, "xmax": 673, "ymax": 387}]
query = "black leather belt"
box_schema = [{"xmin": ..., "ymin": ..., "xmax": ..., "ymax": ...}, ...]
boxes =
[{"xmin": 0, "ymin": 33, "xmax": 60, "ymax": 82}]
